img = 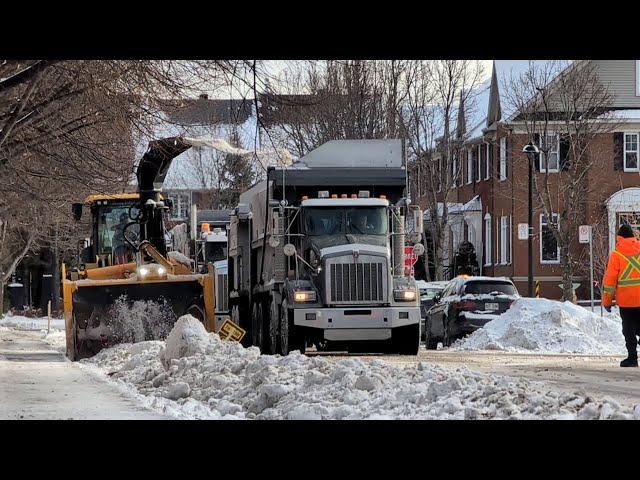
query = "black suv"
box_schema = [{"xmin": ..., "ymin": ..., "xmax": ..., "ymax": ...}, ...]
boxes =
[{"xmin": 424, "ymin": 276, "xmax": 519, "ymax": 349}]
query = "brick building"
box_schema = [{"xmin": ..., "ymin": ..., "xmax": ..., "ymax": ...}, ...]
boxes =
[{"xmin": 432, "ymin": 60, "xmax": 640, "ymax": 299}]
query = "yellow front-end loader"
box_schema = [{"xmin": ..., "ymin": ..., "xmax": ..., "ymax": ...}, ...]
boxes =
[{"xmin": 62, "ymin": 137, "xmax": 216, "ymax": 360}]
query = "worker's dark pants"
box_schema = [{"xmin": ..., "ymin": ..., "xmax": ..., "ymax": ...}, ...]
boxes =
[{"xmin": 619, "ymin": 307, "xmax": 640, "ymax": 359}]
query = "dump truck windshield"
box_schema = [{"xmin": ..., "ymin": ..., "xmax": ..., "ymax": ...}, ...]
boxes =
[
  {"xmin": 97, "ymin": 204, "xmax": 139, "ymax": 260},
  {"xmin": 304, "ymin": 207, "xmax": 387, "ymax": 235}
]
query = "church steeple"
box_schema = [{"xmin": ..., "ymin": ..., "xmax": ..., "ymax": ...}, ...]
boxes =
[
  {"xmin": 487, "ymin": 60, "xmax": 502, "ymax": 126},
  {"xmin": 456, "ymin": 89, "xmax": 466, "ymax": 139}
]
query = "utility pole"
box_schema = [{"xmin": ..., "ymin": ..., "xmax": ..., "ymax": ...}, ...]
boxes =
[{"xmin": 523, "ymin": 142, "xmax": 539, "ymax": 298}]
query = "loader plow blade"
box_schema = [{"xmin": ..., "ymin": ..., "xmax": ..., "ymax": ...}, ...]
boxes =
[{"xmin": 69, "ymin": 278, "xmax": 208, "ymax": 360}]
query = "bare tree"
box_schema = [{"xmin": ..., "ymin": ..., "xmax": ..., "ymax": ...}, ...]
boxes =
[
  {"xmin": 400, "ymin": 60, "xmax": 484, "ymax": 280},
  {"xmin": 502, "ymin": 60, "xmax": 618, "ymax": 300},
  {"xmin": 260, "ymin": 60, "xmax": 409, "ymax": 158}
]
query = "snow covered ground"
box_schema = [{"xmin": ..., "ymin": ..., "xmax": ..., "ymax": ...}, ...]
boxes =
[
  {"xmin": 81, "ymin": 315, "xmax": 639, "ymax": 420},
  {"xmin": 453, "ymin": 298, "xmax": 626, "ymax": 355},
  {"xmin": 0, "ymin": 313, "xmax": 65, "ymax": 331},
  {"xmin": 0, "ymin": 313, "xmax": 67, "ymax": 352}
]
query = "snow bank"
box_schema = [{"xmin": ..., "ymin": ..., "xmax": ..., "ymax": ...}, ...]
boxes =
[
  {"xmin": 0, "ymin": 314, "xmax": 65, "ymax": 331},
  {"xmin": 81, "ymin": 314, "xmax": 637, "ymax": 420},
  {"xmin": 453, "ymin": 298, "xmax": 626, "ymax": 355}
]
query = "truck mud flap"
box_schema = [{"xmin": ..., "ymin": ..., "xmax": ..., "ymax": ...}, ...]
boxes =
[{"xmin": 71, "ymin": 280, "xmax": 205, "ymax": 359}]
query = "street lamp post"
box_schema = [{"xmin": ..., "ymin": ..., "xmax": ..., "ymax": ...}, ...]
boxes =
[{"xmin": 522, "ymin": 142, "xmax": 539, "ymax": 298}]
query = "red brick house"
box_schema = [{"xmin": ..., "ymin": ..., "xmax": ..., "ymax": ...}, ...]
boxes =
[{"xmin": 436, "ymin": 60, "xmax": 640, "ymax": 299}]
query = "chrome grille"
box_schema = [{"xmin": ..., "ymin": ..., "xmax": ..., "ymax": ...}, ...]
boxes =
[{"xmin": 329, "ymin": 261, "xmax": 384, "ymax": 304}]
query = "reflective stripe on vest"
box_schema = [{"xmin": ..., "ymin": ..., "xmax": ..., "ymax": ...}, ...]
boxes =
[{"xmin": 613, "ymin": 250, "xmax": 640, "ymax": 288}]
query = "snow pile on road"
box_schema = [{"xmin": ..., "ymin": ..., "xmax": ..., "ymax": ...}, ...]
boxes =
[
  {"xmin": 453, "ymin": 298, "xmax": 626, "ymax": 355},
  {"xmin": 0, "ymin": 314, "xmax": 65, "ymax": 331},
  {"xmin": 81, "ymin": 314, "xmax": 637, "ymax": 420}
]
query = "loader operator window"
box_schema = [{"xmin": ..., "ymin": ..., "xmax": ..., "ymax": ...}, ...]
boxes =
[{"xmin": 97, "ymin": 205, "xmax": 139, "ymax": 263}]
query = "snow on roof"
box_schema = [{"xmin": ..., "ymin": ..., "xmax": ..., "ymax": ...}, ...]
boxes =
[{"xmin": 597, "ymin": 109, "xmax": 640, "ymax": 121}]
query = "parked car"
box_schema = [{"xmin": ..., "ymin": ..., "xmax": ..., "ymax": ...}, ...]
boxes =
[
  {"xmin": 416, "ymin": 280, "xmax": 449, "ymax": 341},
  {"xmin": 424, "ymin": 276, "xmax": 520, "ymax": 349}
]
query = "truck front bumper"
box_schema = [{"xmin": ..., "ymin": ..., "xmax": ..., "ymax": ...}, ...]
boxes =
[{"xmin": 293, "ymin": 306, "xmax": 420, "ymax": 341}]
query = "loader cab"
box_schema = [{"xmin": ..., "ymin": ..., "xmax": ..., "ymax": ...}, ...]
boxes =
[{"xmin": 76, "ymin": 194, "xmax": 143, "ymax": 268}]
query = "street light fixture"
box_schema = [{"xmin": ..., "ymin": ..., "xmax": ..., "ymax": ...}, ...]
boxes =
[{"xmin": 522, "ymin": 142, "xmax": 540, "ymax": 298}]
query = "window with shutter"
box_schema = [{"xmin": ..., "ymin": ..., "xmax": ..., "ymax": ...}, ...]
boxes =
[
  {"xmin": 467, "ymin": 148, "xmax": 473, "ymax": 184},
  {"xmin": 540, "ymin": 134, "xmax": 559, "ymax": 173},
  {"xmin": 624, "ymin": 133, "xmax": 639, "ymax": 172},
  {"xmin": 475, "ymin": 145, "xmax": 481, "ymax": 183}
]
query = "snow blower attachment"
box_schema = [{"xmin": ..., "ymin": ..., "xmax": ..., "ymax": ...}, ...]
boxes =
[{"xmin": 63, "ymin": 137, "xmax": 216, "ymax": 360}]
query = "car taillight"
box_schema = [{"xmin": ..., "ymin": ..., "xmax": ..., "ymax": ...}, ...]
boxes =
[{"xmin": 453, "ymin": 300, "xmax": 476, "ymax": 311}]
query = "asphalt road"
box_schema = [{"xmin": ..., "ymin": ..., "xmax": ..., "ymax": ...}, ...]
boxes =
[
  {"xmin": 0, "ymin": 328, "xmax": 166, "ymax": 420},
  {"xmin": 310, "ymin": 348, "xmax": 640, "ymax": 408}
]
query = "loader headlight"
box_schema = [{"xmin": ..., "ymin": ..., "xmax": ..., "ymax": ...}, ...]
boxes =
[
  {"xmin": 394, "ymin": 288, "xmax": 417, "ymax": 302},
  {"xmin": 136, "ymin": 264, "xmax": 168, "ymax": 281},
  {"xmin": 294, "ymin": 290, "xmax": 316, "ymax": 303}
]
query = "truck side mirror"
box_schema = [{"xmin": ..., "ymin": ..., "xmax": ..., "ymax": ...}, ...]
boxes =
[{"xmin": 72, "ymin": 203, "xmax": 83, "ymax": 221}]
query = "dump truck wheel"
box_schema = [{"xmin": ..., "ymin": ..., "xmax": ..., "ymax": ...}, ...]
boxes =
[
  {"xmin": 267, "ymin": 299, "xmax": 279, "ymax": 355},
  {"xmin": 279, "ymin": 300, "xmax": 304, "ymax": 355},
  {"xmin": 251, "ymin": 302, "xmax": 263, "ymax": 351},
  {"xmin": 392, "ymin": 324, "xmax": 420, "ymax": 355}
]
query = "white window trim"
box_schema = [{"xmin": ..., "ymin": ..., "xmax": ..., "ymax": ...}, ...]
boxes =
[
  {"xmin": 636, "ymin": 60, "xmax": 640, "ymax": 97},
  {"xmin": 475, "ymin": 145, "xmax": 481, "ymax": 183},
  {"xmin": 466, "ymin": 148, "xmax": 472, "ymax": 185},
  {"xmin": 509, "ymin": 216, "xmax": 513, "ymax": 265},
  {"xmin": 484, "ymin": 213, "xmax": 492, "ymax": 266},
  {"xmin": 540, "ymin": 213, "xmax": 561, "ymax": 265},
  {"xmin": 500, "ymin": 216, "xmax": 508, "ymax": 265},
  {"xmin": 623, "ymin": 132, "xmax": 639, "ymax": 172},
  {"xmin": 499, "ymin": 137, "xmax": 507, "ymax": 181},
  {"xmin": 484, "ymin": 143, "xmax": 491, "ymax": 180}
]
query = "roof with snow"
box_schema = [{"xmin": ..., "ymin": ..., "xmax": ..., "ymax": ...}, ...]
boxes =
[{"xmin": 158, "ymin": 97, "xmax": 253, "ymax": 126}]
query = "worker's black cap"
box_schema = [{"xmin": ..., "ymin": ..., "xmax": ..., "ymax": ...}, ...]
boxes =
[{"xmin": 618, "ymin": 224, "xmax": 635, "ymax": 238}]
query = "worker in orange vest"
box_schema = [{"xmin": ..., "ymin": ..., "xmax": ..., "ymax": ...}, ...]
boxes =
[{"xmin": 602, "ymin": 224, "xmax": 640, "ymax": 367}]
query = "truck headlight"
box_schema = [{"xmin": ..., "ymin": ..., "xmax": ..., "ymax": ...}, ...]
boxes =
[
  {"xmin": 136, "ymin": 264, "xmax": 168, "ymax": 281},
  {"xmin": 394, "ymin": 288, "xmax": 417, "ymax": 302},
  {"xmin": 294, "ymin": 290, "xmax": 316, "ymax": 303}
]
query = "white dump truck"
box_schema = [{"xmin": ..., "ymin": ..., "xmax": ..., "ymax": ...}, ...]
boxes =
[{"xmin": 227, "ymin": 140, "xmax": 424, "ymax": 355}]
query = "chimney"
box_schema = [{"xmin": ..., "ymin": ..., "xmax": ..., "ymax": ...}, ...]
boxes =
[{"xmin": 199, "ymin": 93, "xmax": 209, "ymax": 100}]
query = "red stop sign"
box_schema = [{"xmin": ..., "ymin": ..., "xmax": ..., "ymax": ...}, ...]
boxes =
[{"xmin": 405, "ymin": 246, "xmax": 418, "ymax": 267}]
